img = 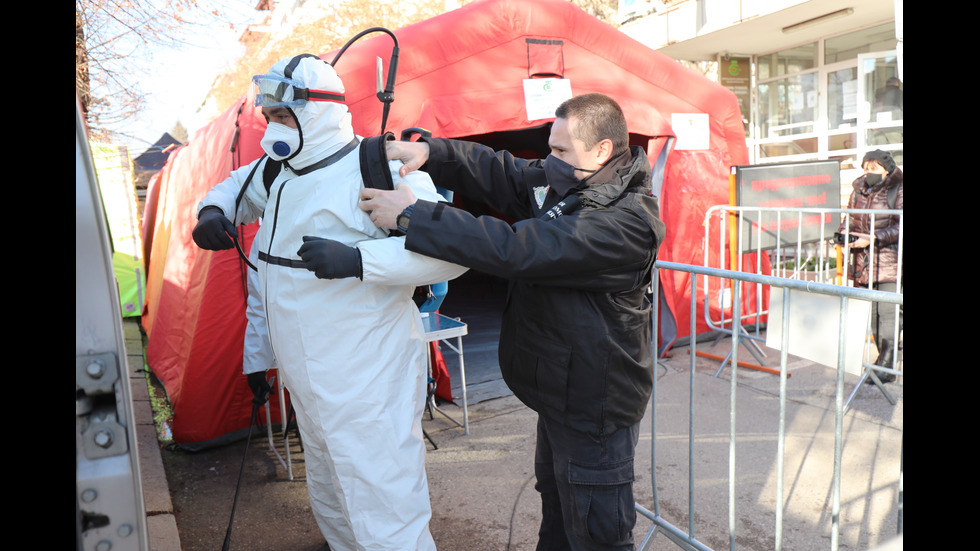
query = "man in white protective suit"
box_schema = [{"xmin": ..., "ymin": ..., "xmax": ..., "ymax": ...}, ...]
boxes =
[{"xmin": 191, "ymin": 53, "xmax": 467, "ymax": 551}]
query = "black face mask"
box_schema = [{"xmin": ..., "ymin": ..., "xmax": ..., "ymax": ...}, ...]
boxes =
[
  {"xmin": 544, "ymin": 154, "xmax": 597, "ymax": 196},
  {"xmin": 865, "ymin": 173, "xmax": 883, "ymax": 186}
]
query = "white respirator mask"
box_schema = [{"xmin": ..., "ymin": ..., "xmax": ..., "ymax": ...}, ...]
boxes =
[{"xmin": 260, "ymin": 122, "xmax": 302, "ymax": 161}]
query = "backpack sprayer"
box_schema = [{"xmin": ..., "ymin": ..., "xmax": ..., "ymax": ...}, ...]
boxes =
[{"xmin": 331, "ymin": 26, "xmax": 400, "ymax": 135}]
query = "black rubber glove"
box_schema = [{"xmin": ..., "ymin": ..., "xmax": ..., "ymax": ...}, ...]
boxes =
[
  {"xmin": 192, "ymin": 206, "xmax": 238, "ymax": 250},
  {"xmin": 297, "ymin": 236, "xmax": 363, "ymax": 280},
  {"xmin": 246, "ymin": 372, "xmax": 272, "ymax": 406}
]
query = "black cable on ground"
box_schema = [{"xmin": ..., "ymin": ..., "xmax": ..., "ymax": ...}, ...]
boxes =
[
  {"xmin": 222, "ymin": 402, "xmax": 261, "ymax": 551},
  {"xmin": 506, "ymin": 473, "xmax": 536, "ymax": 550}
]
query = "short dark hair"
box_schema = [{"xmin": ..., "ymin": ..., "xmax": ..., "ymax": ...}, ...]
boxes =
[{"xmin": 555, "ymin": 93, "xmax": 629, "ymax": 156}]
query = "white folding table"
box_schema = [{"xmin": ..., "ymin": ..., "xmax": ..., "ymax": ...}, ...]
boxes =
[{"xmin": 421, "ymin": 313, "xmax": 469, "ymax": 435}]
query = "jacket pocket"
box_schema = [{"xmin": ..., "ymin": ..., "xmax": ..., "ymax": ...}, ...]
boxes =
[{"xmin": 513, "ymin": 333, "xmax": 571, "ymax": 412}]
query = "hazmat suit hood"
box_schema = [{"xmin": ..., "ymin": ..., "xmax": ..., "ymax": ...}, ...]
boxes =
[{"xmin": 262, "ymin": 55, "xmax": 356, "ymax": 171}]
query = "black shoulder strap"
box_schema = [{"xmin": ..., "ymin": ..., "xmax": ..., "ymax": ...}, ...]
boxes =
[
  {"xmin": 359, "ymin": 130, "xmax": 435, "ymax": 305},
  {"xmin": 231, "ymin": 155, "xmax": 273, "ymax": 272},
  {"xmin": 359, "ymin": 132, "xmax": 396, "ymax": 191},
  {"xmin": 235, "ymin": 154, "xmax": 269, "ymax": 217},
  {"xmin": 887, "ymin": 184, "xmax": 898, "ymax": 210},
  {"xmin": 262, "ymin": 158, "xmax": 283, "ymax": 193}
]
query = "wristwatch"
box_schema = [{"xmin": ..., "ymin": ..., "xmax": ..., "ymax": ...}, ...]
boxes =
[{"xmin": 396, "ymin": 203, "xmax": 415, "ymax": 233}]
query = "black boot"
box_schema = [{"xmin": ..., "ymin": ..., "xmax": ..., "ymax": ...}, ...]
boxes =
[{"xmin": 869, "ymin": 339, "xmax": 896, "ymax": 384}]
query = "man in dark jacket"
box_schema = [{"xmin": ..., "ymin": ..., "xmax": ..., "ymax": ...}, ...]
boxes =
[{"xmin": 359, "ymin": 93, "xmax": 666, "ymax": 550}]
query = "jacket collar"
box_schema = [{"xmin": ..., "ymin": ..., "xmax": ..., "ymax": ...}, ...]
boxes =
[{"xmin": 575, "ymin": 146, "xmax": 652, "ymax": 206}]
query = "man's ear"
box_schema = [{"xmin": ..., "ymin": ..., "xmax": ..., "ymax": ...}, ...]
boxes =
[{"xmin": 594, "ymin": 138, "xmax": 614, "ymax": 165}]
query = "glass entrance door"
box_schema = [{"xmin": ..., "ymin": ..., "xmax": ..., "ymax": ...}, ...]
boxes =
[{"xmin": 856, "ymin": 51, "xmax": 902, "ymax": 164}]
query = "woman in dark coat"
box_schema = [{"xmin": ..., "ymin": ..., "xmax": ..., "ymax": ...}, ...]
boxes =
[{"xmin": 840, "ymin": 149, "xmax": 903, "ymax": 382}]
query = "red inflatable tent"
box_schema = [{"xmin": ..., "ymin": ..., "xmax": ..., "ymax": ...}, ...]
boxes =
[{"xmin": 143, "ymin": 0, "xmax": 754, "ymax": 448}]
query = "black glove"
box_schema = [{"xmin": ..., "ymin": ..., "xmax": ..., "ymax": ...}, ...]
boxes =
[
  {"xmin": 247, "ymin": 371, "xmax": 272, "ymax": 406},
  {"xmin": 297, "ymin": 236, "xmax": 363, "ymax": 280},
  {"xmin": 192, "ymin": 206, "xmax": 238, "ymax": 250}
]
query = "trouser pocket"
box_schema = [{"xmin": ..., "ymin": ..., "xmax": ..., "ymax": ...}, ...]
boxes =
[{"xmin": 567, "ymin": 458, "xmax": 636, "ymax": 545}]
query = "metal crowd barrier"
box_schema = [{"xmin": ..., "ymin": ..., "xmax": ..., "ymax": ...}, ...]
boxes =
[
  {"xmin": 701, "ymin": 206, "xmax": 903, "ymax": 379},
  {"xmin": 638, "ymin": 260, "xmax": 903, "ymax": 551}
]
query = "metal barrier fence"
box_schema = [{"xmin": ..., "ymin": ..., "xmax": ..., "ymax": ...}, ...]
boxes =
[
  {"xmin": 700, "ymin": 206, "xmax": 903, "ymax": 382},
  {"xmin": 637, "ymin": 261, "xmax": 903, "ymax": 551}
]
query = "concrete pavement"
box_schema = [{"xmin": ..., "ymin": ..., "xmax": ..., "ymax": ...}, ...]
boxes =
[{"xmin": 126, "ymin": 318, "xmax": 903, "ymax": 550}]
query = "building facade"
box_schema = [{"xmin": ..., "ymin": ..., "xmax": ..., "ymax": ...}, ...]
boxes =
[{"xmin": 618, "ymin": 0, "xmax": 902, "ymax": 183}]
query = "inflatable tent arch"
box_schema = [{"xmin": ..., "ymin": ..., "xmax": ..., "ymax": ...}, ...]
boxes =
[{"xmin": 143, "ymin": 0, "xmax": 756, "ymax": 447}]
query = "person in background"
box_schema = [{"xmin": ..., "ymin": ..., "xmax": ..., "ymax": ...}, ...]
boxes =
[
  {"xmin": 839, "ymin": 149, "xmax": 903, "ymax": 383},
  {"xmin": 874, "ymin": 77, "xmax": 903, "ymax": 121}
]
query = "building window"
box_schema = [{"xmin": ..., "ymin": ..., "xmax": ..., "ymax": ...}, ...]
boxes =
[
  {"xmin": 825, "ymin": 23, "xmax": 897, "ymax": 64},
  {"xmin": 758, "ymin": 42, "xmax": 816, "ymax": 80},
  {"xmin": 754, "ymin": 22, "xmax": 900, "ymax": 169},
  {"xmin": 758, "ymin": 72, "xmax": 818, "ymax": 157}
]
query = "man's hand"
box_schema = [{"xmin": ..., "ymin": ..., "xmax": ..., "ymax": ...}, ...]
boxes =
[
  {"xmin": 297, "ymin": 236, "xmax": 362, "ymax": 280},
  {"xmin": 246, "ymin": 371, "xmax": 271, "ymax": 406},
  {"xmin": 192, "ymin": 206, "xmax": 237, "ymax": 250},
  {"xmin": 359, "ymin": 184, "xmax": 417, "ymax": 230},
  {"xmin": 386, "ymin": 141, "xmax": 430, "ymax": 178}
]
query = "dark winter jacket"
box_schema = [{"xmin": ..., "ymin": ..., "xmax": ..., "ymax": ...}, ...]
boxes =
[
  {"xmin": 840, "ymin": 167, "xmax": 903, "ymax": 285},
  {"xmin": 404, "ymin": 138, "xmax": 666, "ymax": 437}
]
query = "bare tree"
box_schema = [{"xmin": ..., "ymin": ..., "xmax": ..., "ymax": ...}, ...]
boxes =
[
  {"xmin": 570, "ymin": 0, "xmax": 620, "ymax": 24},
  {"xmin": 202, "ymin": 0, "xmax": 452, "ymax": 119},
  {"xmin": 202, "ymin": 0, "xmax": 619, "ymax": 119},
  {"xmin": 76, "ymin": 0, "xmax": 242, "ymax": 142},
  {"xmin": 170, "ymin": 121, "xmax": 190, "ymax": 144}
]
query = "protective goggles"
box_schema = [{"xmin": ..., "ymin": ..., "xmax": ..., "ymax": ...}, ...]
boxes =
[{"xmin": 251, "ymin": 73, "xmax": 346, "ymax": 108}]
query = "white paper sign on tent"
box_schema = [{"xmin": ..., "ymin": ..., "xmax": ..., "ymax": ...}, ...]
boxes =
[
  {"xmin": 523, "ymin": 78, "xmax": 573, "ymax": 121},
  {"xmin": 671, "ymin": 113, "xmax": 710, "ymax": 150}
]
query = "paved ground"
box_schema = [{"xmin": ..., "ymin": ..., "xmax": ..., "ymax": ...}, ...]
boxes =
[{"xmin": 129, "ymin": 317, "xmax": 903, "ymax": 550}]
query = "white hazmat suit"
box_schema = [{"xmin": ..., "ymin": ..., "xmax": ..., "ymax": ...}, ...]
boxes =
[{"xmin": 198, "ymin": 55, "xmax": 466, "ymax": 550}]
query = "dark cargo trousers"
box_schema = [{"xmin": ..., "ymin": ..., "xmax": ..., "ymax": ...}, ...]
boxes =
[{"xmin": 534, "ymin": 415, "xmax": 641, "ymax": 551}]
